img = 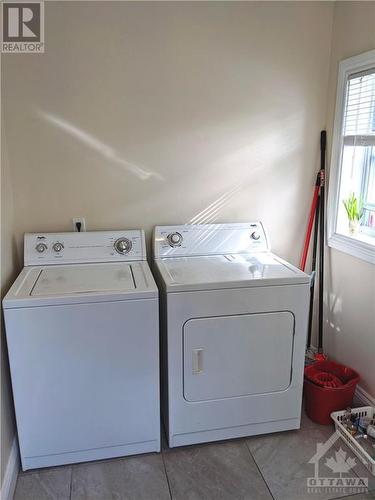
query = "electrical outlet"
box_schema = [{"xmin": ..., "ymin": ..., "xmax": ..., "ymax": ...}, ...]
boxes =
[{"xmin": 73, "ymin": 217, "xmax": 86, "ymax": 232}]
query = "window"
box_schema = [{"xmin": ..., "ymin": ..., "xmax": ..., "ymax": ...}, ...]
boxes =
[{"xmin": 328, "ymin": 50, "xmax": 375, "ymax": 264}]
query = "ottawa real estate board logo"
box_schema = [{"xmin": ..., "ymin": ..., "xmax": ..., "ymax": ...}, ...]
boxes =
[{"xmin": 1, "ymin": 2, "xmax": 44, "ymax": 53}]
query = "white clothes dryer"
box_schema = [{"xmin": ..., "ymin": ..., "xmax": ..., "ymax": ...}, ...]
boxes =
[{"xmin": 153, "ymin": 222, "xmax": 310, "ymax": 447}]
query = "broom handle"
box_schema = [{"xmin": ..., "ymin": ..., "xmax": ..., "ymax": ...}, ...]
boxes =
[
  {"xmin": 306, "ymin": 192, "xmax": 320, "ymax": 348},
  {"xmin": 318, "ymin": 131, "xmax": 326, "ymax": 353},
  {"xmin": 300, "ymin": 174, "xmax": 321, "ymax": 271}
]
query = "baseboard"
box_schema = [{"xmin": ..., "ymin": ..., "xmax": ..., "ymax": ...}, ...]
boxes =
[
  {"xmin": 355, "ymin": 384, "xmax": 375, "ymax": 407},
  {"xmin": 1, "ymin": 437, "xmax": 19, "ymax": 500}
]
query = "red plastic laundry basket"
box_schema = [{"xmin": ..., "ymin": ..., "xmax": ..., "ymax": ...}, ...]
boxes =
[{"xmin": 304, "ymin": 361, "xmax": 360, "ymax": 425}]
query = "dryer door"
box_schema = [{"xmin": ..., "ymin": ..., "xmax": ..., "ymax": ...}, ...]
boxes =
[{"xmin": 183, "ymin": 311, "xmax": 294, "ymax": 402}]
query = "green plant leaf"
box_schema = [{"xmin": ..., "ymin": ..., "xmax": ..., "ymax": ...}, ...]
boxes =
[{"xmin": 342, "ymin": 192, "xmax": 363, "ymax": 222}]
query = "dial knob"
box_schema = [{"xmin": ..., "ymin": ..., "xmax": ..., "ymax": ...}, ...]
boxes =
[
  {"xmin": 167, "ymin": 232, "xmax": 183, "ymax": 247},
  {"xmin": 53, "ymin": 242, "xmax": 64, "ymax": 253},
  {"xmin": 251, "ymin": 231, "xmax": 261, "ymax": 241},
  {"xmin": 35, "ymin": 242, "xmax": 47, "ymax": 253},
  {"xmin": 114, "ymin": 238, "xmax": 132, "ymax": 255}
]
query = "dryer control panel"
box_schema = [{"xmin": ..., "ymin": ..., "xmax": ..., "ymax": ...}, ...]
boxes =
[
  {"xmin": 153, "ymin": 222, "xmax": 269, "ymax": 258},
  {"xmin": 24, "ymin": 230, "xmax": 146, "ymax": 266}
]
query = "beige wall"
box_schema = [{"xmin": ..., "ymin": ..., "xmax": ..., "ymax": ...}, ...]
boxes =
[
  {"xmin": 1, "ymin": 0, "xmax": 337, "ymax": 483},
  {"xmin": 3, "ymin": 1, "xmax": 333, "ymax": 263},
  {"xmin": 1, "ymin": 114, "xmax": 19, "ymax": 482},
  {"xmin": 325, "ymin": 1, "xmax": 375, "ymax": 398}
]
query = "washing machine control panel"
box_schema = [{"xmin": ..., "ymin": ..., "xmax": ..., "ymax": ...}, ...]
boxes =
[
  {"xmin": 154, "ymin": 222, "xmax": 269, "ymax": 258},
  {"xmin": 25, "ymin": 230, "xmax": 146, "ymax": 266}
]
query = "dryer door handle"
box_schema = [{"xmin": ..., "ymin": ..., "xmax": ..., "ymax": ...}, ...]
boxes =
[{"xmin": 192, "ymin": 348, "xmax": 204, "ymax": 374}]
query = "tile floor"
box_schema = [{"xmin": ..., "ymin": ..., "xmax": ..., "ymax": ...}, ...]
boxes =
[{"xmin": 14, "ymin": 409, "xmax": 375, "ymax": 500}]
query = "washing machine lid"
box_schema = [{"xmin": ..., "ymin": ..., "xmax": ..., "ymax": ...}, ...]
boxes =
[
  {"xmin": 155, "ymin": 253, "xmax": 310, "ymax": 292},
  {"xmin": 3, "ymin": 261, "xmax": 158, "ymax": 308},
  {"xmin": 31, "ymin": 263, "xmax": 135, "ymax": 296}
]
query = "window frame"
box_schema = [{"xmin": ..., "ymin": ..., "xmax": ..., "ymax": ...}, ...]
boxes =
[
  {"xmin": 327, "ymin": 49, "xmax": 375, "ymax": 265},
  {"xmin": 360, "ymin": 145, "xmax": 375, "ymax": 237}
]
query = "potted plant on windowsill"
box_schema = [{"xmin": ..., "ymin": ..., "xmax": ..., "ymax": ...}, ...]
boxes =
[{"xmin": 343, "ymin": 193, "xmax": 363, "ymax": 236}]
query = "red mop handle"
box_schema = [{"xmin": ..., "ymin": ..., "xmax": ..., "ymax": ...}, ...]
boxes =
[{"xmin": 300, "ymin": 174, "xmax": 320, "ymax": 271}]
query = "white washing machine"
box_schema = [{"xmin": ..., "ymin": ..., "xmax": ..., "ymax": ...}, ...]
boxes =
[
  {"xmin": 153, "ymin": 222, "xmax": 310, "ymax": 448},
  {"xmin": 3, "ymin": 230, "xmax": 160, "ymax": 470}
]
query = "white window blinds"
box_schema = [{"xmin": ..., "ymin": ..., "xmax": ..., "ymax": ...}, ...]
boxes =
[{"xmin": 343, "ymin": 69, "xmax": 375, "ymax": 146}]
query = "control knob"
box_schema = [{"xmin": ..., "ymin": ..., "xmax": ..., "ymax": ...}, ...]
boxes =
[
  {"xmin": 53, "ymin": 242, "xmax": 64, "ymax": 253},
  {"xmin": 114, "ymin": 237, "xmax": 132, "ymax": 255},
  {"xmin": 167, "ymin": 232, "xmax": 183, "ymax": 247},
  {"xmin": 35, "ymin": 242, "xmax": 47, "ymax": 253}
]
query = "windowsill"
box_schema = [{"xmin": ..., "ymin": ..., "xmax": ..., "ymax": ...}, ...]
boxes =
[
  {"xmin": 328, "ymin": 231, "xmax": 375, "ymax": 264},
  {"xmin": 353, "ymin": 230, "xmax": 375, "ymax": 245}
]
